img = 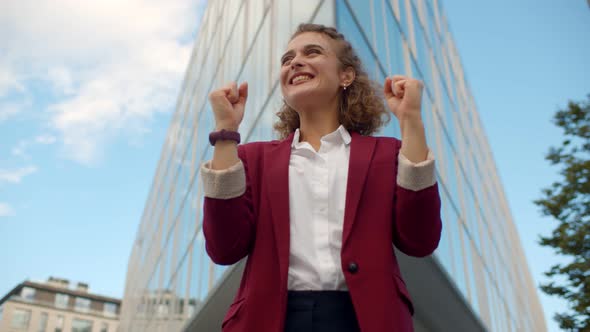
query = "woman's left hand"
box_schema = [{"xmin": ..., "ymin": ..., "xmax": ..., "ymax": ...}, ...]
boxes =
[
  {"xmin": 384, "ymin": 75, "xmax": 429, "ymax": 163},
  {"xmin": 383, "ymin": 75, "xmax": 424, "ymax": 122}
]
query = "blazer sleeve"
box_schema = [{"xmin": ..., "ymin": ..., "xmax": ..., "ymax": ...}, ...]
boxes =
[
  {"xmin": 392, "ymin": 140, "xmax": 442, "ymax": 257},
  {"xmin": 201, "ymin": 145, "xmax": 255, "ymax": 265}
]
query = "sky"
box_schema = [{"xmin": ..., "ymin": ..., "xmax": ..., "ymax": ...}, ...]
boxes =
[{"xmin": 0, "ymin": 0, "xmax": 588, "ymax": 331}]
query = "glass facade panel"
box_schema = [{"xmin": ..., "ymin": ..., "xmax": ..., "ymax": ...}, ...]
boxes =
[
  {"xmin": 383, "ymin": 1, "xmax": 405, "ymax": 76},
  {"xmin": 434, "ymin": 191, "xmax": 454, "ymax": 275},
  {"xmin": 398, "ymin": 0, "xmax": 410, "ymax": 35},
  {"xmin": 120, "ymin": 1, "xmax": 546, "ymax": 331},
  {"xmin": 462, "ymin": 226, "xmax": 480, "ymax": 316}
]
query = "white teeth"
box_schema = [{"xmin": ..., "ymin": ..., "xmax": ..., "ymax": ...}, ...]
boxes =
[{"xmin": 292, "ymin": 75, "xmax": 312, "ymax": 84}]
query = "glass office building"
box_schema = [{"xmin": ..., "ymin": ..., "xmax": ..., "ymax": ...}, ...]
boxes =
[{"xmin": 119, "ymin": 0, "xmax": 547, "ymax": 331}]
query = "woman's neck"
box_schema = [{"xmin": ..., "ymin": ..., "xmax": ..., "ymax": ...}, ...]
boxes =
[{"xmin": 297, "ymin": 103, "xmax": 340, "ymax": 151}]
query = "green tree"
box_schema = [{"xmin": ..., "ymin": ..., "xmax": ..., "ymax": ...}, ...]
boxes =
[{"xmin": 535, "ymin": 94, "xmax": 590, "ymax": 331}]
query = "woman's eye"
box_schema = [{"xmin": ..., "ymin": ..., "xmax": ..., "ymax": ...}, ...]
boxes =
[{"xmin": 281, "ymin": 57, "xmax": 292, "ymax": 65}]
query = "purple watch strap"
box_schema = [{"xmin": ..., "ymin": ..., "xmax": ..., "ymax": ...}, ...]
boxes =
[{"xmin": 209, "ymin": 129, "xmax": 241, "ymax": 146}]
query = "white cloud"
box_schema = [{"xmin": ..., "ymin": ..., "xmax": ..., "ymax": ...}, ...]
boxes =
[
  {"xmin": 0, "ymin": 166, "xmax": 38, "ymax": 184},
  {"xmin": 0, "ymin": 203, "xmax": 15, "ymax": 217},
  {"xmin": 11, "ymin": 135, "xmax": 56, "ymax": 159},
  {"xmin": 0, "ymin": 0, "xmax": 207, "ymax": 164},
  {"xmin": 47, "ymin": 66, "xmax": 75, "ymax": 96}
]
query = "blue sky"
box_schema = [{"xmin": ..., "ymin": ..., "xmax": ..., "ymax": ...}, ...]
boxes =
[{"xmin": 0, "ymin": 0, "xmax": 587, "ymax": 331}]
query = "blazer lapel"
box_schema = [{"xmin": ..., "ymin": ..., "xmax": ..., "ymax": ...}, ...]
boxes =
[
  {"xmin": 265, "ymin": 133, "xmax": 294, "ymax": 287},
  {"xmin": 342, "ymin": 132, "xmax": 376, "ymax": 248}
]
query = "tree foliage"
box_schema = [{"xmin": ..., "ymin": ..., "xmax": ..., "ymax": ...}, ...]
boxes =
[{"xmin": 535, "ymin": 94, "xmax": 590, "ymax": 331}]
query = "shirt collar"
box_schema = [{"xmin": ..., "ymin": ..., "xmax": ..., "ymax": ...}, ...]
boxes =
[{"xmin": 291, "ymin": 125, "xmax": 351, "ymax": 148}]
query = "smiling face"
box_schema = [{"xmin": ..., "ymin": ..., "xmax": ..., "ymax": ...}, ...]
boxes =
[{"xmin": 280, "ymin": 32, "xmax": 350, "ymax": 112}]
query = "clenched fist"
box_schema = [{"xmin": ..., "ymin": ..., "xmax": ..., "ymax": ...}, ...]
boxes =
[
  {"xmin": 208, "ymin": 81, "xmax": 248, "ymax": 131},
  {"xmin": 384, "ymin": 75, "xmax": 428, "ymax": 163},
  {"xmin": 383, "ymin": 75, "xmax": 423, "ymax": 122}
]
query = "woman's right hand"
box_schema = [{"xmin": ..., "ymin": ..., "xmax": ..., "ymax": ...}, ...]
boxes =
[{"xmin": 208, "ymin": 81, "xmax": 248, "ymax": 131}]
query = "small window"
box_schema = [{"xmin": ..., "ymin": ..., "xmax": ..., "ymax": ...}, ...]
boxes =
[
  {"xmin": 55, "ymin": 294, "xmax": 69, "ymax": 309},
  {"xmin": 74, "ymin": 297, "xmax": 91, "ymax": 313},
  {"xmin": 71, "ymin": 318, "xmax": 92, "ymax": 332},
  {"xmin": 103, "ymin": 303, "xmax": 117, "ymax": 317},
  {"xmin": 100, "ymin": 322, "xmax": 108, "ymax": 332},
  {"xmin": 11, "ymin": 308, "xmax": 31, "ymax": 329},
  {"xmin": 38, "ymin": 312, "xmax": 48, "ymax": 332},
  {"xmin": 55, "ymin": 315, "xmax": 64, "ymax": 332},
  {"xmin": 21, "ymin": 287, "xmax": 36, "ymax": 301}
]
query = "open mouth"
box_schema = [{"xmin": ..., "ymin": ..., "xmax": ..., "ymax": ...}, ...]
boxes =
[{"xmin": 290, "ymin": 73, "xmax": 315, "ymax": 85}]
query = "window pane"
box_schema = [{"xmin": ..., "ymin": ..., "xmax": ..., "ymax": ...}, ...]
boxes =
[
  {"xmin": 74, "ymin": 297, "xmax": 91, "ymax": 313},
  {"xmin": 11, "ymin": 309, "xmax": 31, "ymax": 328},
  {"xmin": 38, "ymin": 312, "xmax": 48, "ymax": 332},
  {"xmin": 55, "ymin": 294, "xmax": 69, "ymax": 309},
  {"xmin": 71, "ymin": 318, "xmax": 93, "ymax": 332},
  {"xmin": 103, "ymin": 303, "xmax": 118, "ymax": 317},
  {"xmin": 55, "ymin": 315, "xmax": 64, "ymax": 332},
  {"xmin": 21, "ymin": 287, "xmax": 36, "ymax": 301},
  {"xmin": 100, "ymin": 322, "xmax": 108, "ymax": 332}
]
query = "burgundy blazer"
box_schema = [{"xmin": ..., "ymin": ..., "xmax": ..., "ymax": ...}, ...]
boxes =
[{"xmin": 203, "ymin": 131, "xmax": 442, "ymax": 332}]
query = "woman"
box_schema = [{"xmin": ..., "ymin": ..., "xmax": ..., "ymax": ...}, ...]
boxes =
[{"xmin": 201, "ymin": 24, "xmax": 441, "ymax": 332}]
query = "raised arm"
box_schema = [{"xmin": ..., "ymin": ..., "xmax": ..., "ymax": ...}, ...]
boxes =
[
  {"xmin": 384, "ymin": 76, "xmax": 442, "ymax": 257},
  {"xmin": 201, "ymin": 81, "xmax": 255, "ymax": 265}
]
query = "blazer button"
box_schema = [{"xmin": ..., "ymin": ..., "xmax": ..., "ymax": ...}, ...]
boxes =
[{"xmin": 348, "ymin": 262, "xmax": 359, "ymax": 274}]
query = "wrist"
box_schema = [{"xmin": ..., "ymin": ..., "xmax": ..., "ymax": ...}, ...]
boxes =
[
  {"xmin": 398, "ymin": 111, "xmax": 423, "ymax": 124},
  {"xmin": 400, "ymin": 116, "xmax": 424, "ymax": 135},
  {"xmin": 215, "ymin": 125, "xmax": 239, "ymax": 131},
  {"xmin": 213, "ymin": 139, "xmax": 238, "ymax": 147}
]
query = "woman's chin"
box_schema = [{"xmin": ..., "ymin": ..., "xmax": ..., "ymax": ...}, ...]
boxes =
[{"xmin": 286, "ymin": 85, "xmax": 324, "ymax": 107}]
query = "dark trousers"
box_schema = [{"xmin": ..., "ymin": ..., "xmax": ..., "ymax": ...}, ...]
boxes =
[{"xmin": 284, "ymin": 291, "xmax": 361, "ymax": 332}]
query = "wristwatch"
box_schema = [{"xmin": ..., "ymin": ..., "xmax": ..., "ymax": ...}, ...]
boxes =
[{"xmin": 209, "ymin": 129, "xmax": 241, "ymax": 146}]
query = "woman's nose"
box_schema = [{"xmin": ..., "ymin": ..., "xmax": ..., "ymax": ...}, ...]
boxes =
[{"xmin": 290, "ymin": 56, "xmax": 304, "ymax": 69}]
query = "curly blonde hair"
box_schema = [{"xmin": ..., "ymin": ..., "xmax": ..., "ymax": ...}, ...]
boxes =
[{"xmin": 274, "ymin": 23, "xmax": 390, "ymax": 139}]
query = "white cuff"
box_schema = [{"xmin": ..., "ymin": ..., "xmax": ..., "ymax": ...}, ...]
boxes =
[
  {"xmin": 397, "ymin": 150, "xmax": 436, "ymax": 191},
  {"xmin": 200, "ymin": 160, "xmax": 247, "ymax": 199}
]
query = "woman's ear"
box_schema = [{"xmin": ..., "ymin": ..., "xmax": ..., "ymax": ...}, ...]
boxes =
[{"xmin": 340, "ymin": 66, "xmax": 356, "ymax": 87}]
